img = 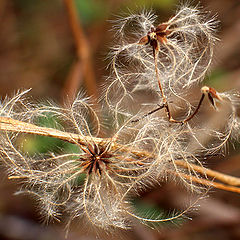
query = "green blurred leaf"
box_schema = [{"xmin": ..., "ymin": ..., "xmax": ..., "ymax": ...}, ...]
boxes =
[
  {"xmin": 74, "ymin": 0, "xmax": 109, "ymax": 25},
  {"xmin": 21, "ymin": 113, "xmax": 64, "ymax": 154},
  {"xmin": 132, "ymin": 198, "xmax": 185, "ymax": 227},
  {"xmin": 204, "ymin": 69, "xmax": 228, "ymax": 90},
  {"xmin": 127, "ymin": 0, "xmax": 176, "ymax": 10}
]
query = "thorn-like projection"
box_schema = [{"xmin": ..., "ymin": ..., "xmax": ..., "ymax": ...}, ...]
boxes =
[{"xmin": 201, "ymin": 86, "xmax": 222, "ymax": 109}]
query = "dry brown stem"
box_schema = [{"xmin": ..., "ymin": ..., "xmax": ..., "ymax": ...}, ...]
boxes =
[
  {"xmin": 1, "ymin": 116, "xmax": 240, "ymax": 194},
  {"xmin": 63, "ymin": 0, "xmax": 98, "ymax": 102}
]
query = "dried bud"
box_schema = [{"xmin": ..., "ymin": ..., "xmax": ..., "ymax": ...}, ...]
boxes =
[{"xmin": 138, "ymin": 35, "xmax": 149, "ymax": 45}]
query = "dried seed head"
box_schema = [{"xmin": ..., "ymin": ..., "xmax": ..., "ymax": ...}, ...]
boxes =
[
  {"xmin": 0, "ymin": 3, "xmax": 239, "ymax": 236},
  {"xmin": 79, "ymin": 143, "xmax": 112, "ymax": 175},
  {"xmin": 106, "ymin": 4, "xmax": 219, "ymax": 121}
]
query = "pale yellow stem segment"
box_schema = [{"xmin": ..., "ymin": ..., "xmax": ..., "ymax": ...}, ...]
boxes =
[
  {"xmin": 1, "ymin": 116, "xmax": 240, "ymax": 194},
  {"xmin": 175, "ymin": 160, "xmax": 240, "ymax": 187},
  {"xmin": 177, "ymin": 172, "xmax": 240, "ymax": 194}
]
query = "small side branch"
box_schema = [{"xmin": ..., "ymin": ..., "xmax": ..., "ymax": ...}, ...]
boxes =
[
  {"xmin": 63, "ymin": 0, "xmax": 98, "ymax": 102},
  {"xmin": 131, "ymin": 104, "xmax": 165, "ymax": 123},
  {"xmin": 132, "ymin": 86, "xmax": 222, "ymax": 124}
]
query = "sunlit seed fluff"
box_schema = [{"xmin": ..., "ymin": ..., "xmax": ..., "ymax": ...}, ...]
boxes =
[
  {"xmin": 106, "ymin": 4, "xmax": 219, "ymax": 119},
  {"xmin": 0, "ymin": 91, "xmax": 162, "ymax": 231}
]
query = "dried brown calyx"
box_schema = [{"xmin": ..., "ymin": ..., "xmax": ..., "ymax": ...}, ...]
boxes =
[
  {"xmin": 138, "ymin": 23, "xmax": 171, "ymax": 52},
  {"xmin": 79, "ymin": 142, "xmax": 112, "ymax": 175}
]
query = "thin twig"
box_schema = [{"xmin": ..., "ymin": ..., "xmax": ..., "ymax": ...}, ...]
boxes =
[
  {"xmin": 62, "ymin": 61, "xmax": 83, "ymax": 104},
  {"xmin": 176, "ymin": 172, "xmax": 240, "ymax": 194},
  {"xmin": 131, "ymin": 104, "xmax": 165, "ymax": 123},
  {"xmin": 175, "ymin": 160, "xmax": 240, "ymax": 187},
  {"xmin": 63, "ymin": 0, "xmax": 98, "ymax": 102}
]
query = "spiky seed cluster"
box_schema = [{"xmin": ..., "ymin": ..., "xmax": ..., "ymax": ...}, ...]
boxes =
[
  {"xmin": 0, "ymin": 4, "xmax": 240, "ymax": 234},
  {"xmin": 80, "ymin": 143, "xmax": 112, "ymax": 175},
  {"xmin": 0, "ymin": 91, "xmax": 168, "ymax": 231}
]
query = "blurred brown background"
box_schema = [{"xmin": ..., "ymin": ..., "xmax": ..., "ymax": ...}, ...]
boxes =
[{"xmin": 0, "ymin": 0, "xmax": 240, "ymax": 239}]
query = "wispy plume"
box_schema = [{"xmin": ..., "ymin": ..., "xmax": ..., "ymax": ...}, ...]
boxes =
[{"xmin": 0, "ymin": 3, "xmax": 240, "ymax": 235}]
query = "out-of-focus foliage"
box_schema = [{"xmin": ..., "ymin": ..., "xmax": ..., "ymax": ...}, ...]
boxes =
[{"xmin": 75, "ymin": 0, "xmax": 109, "ymax": 24}]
